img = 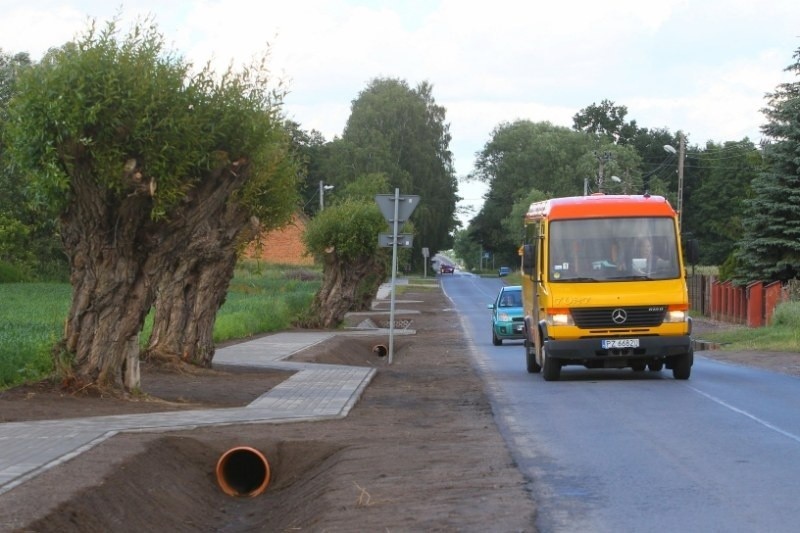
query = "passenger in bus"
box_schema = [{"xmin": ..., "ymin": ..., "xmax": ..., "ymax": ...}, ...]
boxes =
[
  {"xmin": 632, "ymin": 237, "xmax": 653, "ymax": 273},
  {"xmin": 632, "ymin": 237, "xmax": 675, "ymax": 274}
]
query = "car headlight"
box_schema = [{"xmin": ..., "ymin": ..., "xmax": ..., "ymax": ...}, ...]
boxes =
[{"xmin": 498, "ymin": 312, "xmax": 511, "ymax": 322}]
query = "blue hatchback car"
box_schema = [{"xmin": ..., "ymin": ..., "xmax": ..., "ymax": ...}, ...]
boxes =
[{"xmin": 488, "ymin": 285, "xmax": 524, "ymax": 346}]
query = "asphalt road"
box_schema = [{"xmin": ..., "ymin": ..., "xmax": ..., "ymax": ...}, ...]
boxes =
[{"xmin": 441, "ymin": 270, "xmax": 800, "ymax": 533}]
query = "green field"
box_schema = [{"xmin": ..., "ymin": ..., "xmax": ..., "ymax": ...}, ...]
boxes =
[
  {"xmin": 0, "ymin": 283, "xmax": 72, "ymax": 387},
  {"xmin": 0, "ymin": 263, "xmax": 320, "ymax": 389},
  {"xmin": 3, "ymin": 265, "xmax": 797, "ymax": 389}
]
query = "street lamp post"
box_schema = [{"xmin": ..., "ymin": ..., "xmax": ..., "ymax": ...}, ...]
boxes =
[
  {"xmin": 664, "ymin": 133, "xmax": 686, "ymax": 228},
  {"xmin": 319, "ymin": 181, "xmax": 334, "ymax": 211}
]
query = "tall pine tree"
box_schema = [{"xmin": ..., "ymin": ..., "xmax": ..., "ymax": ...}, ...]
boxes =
[{"xmin": 736, "ymin": 47, "xmax": 800, "ymax": 283}]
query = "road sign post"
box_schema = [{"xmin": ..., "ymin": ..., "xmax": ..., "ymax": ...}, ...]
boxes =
[{"xmin": 375, "ymin": 189, "xmax": 419, "ymax": 363}]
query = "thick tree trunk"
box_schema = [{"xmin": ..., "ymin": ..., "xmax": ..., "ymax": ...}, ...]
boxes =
[
  {"xmin": 354, "ymin": 260, "xmax": 388, "ymax": 312},
  {"xmin": 302, "ymin": 251, "xmax": 386, "ymax": 329},
  {"xmin": 58, "ymin": 169, "xmax": 157, "ymax": 390},
  {"xmin": 59, "ymin": 159, "xmax": 251, "ymax": 392},
  {"xmin": 144, "ymin": 243, "xmax": 239, "ymax": 368},
  {"xmin": 145, "ymin": 203, "xmax": 257, "ymax": 368},
  {"xmin": 145, "ymin": 252, "xmax": 237, "ymax": 368}
]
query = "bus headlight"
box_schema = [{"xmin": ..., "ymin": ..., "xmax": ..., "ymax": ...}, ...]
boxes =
[
  {"xmin": 664, "ymin": 308, "xmax": 688, "ymax": 323},
  {"xmin": 546, "ymin": 309, "xmax": 574, "ymax": 326}
]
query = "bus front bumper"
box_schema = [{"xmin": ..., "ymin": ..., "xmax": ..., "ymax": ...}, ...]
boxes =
[{"xmin": 543, "ymin": 335, "xmax": 693, "ymax": 365}]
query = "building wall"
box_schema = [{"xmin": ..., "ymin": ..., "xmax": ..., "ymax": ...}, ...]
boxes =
[{"xmin": 244, "ymin": 213, "xmax": 315, "ymax": 266}]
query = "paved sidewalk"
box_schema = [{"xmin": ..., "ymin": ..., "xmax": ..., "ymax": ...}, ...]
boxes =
[{"xmin": 0, "ymin": 331, "xmax": 376, "ymax": 496}]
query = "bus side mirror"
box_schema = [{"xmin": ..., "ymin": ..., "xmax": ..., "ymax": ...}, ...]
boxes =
[{"xmin": 522, "ymin": 244, "xmax": 536, "ymax": 276}]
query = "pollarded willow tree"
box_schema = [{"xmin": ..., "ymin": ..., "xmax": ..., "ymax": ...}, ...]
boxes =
[
  {"xmin": 144, "ymin": 142, "xmax": 297, "ymax": 369},
  {"xmin": 300, "ymin": 199, "xmax": 389, "ymax": 329},
  {"xmin": 4, "ymin": 20, "xmax": 298, "ymax": 390}
]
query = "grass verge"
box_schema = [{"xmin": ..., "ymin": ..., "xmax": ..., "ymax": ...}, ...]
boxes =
[
  {"xmin": 0, "ymin": 262, "xmax": 320, "ymax": 389},
  {"xmin": 698, "ymin": 301, "xmax": 800, "ymax": 352}
]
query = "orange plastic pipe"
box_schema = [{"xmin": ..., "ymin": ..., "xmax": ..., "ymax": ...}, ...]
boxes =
[
  {"xmin": 373, "ymin": 344, "xmax": 388, "ymax": 357},
  {"xmin": 215, "ymin": 446, "xmax": 271, "ymax": 497}
]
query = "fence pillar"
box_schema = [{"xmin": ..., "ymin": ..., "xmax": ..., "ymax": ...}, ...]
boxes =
[
  {"xmin": 764, "ymin": 281, "xmax": 783, "ymax": 325},
  {"xmin": 746, "ymin": 281, "xmax": 763, "ymax": 327},
  {"xmin": 723, "ymin": 281, "xmax": 732, "ymax": 322},
  {"xmin": 701, "ymin": 274, "xmax": 709, "ymax": 315},
  {"xmin": 739, "ymin": 285, "xmax": 747, "ymax": 324}
]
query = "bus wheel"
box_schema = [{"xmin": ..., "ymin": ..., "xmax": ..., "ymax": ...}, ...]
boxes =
[
  {"xmin": 525, "ymin": 338, "xmax": 541, "ymax": 374},
  {"xmin": 542, "ymin": 346, "xmax": 561, "ymax": 381},
  {"xmin": 672, "ymin": 351, "xmax": 693, "ymax": 380}
]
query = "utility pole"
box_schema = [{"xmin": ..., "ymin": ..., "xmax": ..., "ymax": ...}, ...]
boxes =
[
  {"xmin": 595, "ymin": 151, "xmax": 612, "ymax": 193},
  {"xmin": 676, "ymin": 133, "xmax": 686, "ymax": 229}
]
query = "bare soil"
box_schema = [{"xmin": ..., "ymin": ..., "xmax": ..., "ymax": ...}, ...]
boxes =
[
  {"xmin": 0, "ymin": 363, "xmax": 293, "ymax": 423},
  {"xmin": 0, "ymin": 288, "xmax": 536, "ymax": 532},
  {"xmin": 1, "ymin": 290, "xmax": 796, "ymax": 532}
]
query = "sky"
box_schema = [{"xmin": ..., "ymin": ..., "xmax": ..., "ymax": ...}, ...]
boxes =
[{"xmin": 2, "ymin": 0, "xmax": 799, "ymax": 224}]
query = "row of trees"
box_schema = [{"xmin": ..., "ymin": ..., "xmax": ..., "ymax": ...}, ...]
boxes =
[
  {"xmin": 460, "ymin": 72, "xmax": 800, "ymax": 287},
  {"xmin": 0, "ymin": 20, "xmax": 460, "ymax": 392},
  {"xmin": 294, "ymin": 78, "xmax": 459, "ymax": 269},
  {"xmin": 287, "ymin": 78, "xmax": 460, "ymax": 328},
  {"xmin": 2, "ymin": 21, "xmax": 301, "ymax": 391},
  {"xmin": 0, "ymin": 51, "xmax": 66, "ymax": 279},
  {"xmin": 2, "ymin": 15, "xmax": 797, "ymax": 393},
  {"xmin": 736, "ymin": 47, "xmax": 800, "ymax": 282}
]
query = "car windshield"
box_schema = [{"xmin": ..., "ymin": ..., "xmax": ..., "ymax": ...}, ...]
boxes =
[
  {"xmin": 498, "ymin": 290, "xmax": 522, "ymax": 307},
  {"xmin": 548, "ymin": 217, "xmax": 680, "ymax": 282}
]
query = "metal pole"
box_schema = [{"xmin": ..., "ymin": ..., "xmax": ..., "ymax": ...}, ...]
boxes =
[
  {"xmin": 388, "ymin": 188, "xmax": 399, "ymax": 364},
  {"xmin": 319, "ymin": 180, "xmax": 324, "ymax": 211},
  {"xmin": 677, "ymin": 133, "xmax": 685, "ymax": 229}
]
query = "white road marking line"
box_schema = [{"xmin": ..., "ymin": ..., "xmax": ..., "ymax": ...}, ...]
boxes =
[{"xmin": 690, "ymin": 386, "xmax": 800, "ymax": 444}]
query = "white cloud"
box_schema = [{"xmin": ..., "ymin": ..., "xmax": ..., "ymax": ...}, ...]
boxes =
[
  {"xmin": 2, "ymin": 0, "xmax": 799, "ymax": 224},
  {"xmin": 0, "ymin": 4, "xmax": 86, "ymax": 56}
]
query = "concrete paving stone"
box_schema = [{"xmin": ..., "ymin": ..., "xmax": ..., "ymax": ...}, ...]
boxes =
[{"xmin": 0, "ymin": 331, "xmax": 377, "ymax": 496}]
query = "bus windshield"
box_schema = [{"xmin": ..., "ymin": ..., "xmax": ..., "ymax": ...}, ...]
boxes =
[{"xmin": 548, "ymin": 217, "xmax": 680, "ymax": 282}]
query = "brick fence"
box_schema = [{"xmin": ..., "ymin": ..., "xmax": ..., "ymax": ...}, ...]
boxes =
[{"xmin": 688, "ymin": 274, "xmax": 795, "ymax": 327}]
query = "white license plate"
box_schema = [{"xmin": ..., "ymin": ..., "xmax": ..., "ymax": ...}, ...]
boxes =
[{"xmin": 602, "ymin": 338, "xmax": 640, "ymax": 349}]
